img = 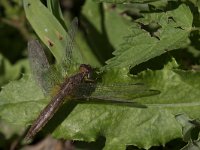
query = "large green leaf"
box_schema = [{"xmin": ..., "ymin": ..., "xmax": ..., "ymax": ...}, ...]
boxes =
[
  {"xmin": 105, "ymin": 4, "xmax": 192, "ymax": 69},
  {"xmin": 23, "ymin": 0, "xmax": 101, "ymax": 67},
  {"xmin": 23, "ymin": 0, "xmax": 67, "ymax": 63},
  {"xmin": 1, "ymin": 59, "xmax": 200, "ymax": 149}
]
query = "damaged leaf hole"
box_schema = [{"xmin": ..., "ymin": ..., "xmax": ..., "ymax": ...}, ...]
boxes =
[{"xmin": 139, "ymin": 22, "xmax": 161, "ymax": 40}]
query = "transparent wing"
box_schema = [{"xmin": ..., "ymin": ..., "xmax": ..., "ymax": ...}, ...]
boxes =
[
  {"xmin": 28, "ymin": 40, "xmax": 50, "ymax": 93},
  {"xmin": 73, "ymin": 83, "xmax": 160, "ymax": 105},
  {"xmin": 91, "ymin": 83, "xmax": 160, "ymax": 100},
  {"xmin": 28, "ymin": 40, "xmax": 61, "ymax": 95},
  {"xmin": 62, "ymin": 17, "xmax": 79, "ymax": 69}
]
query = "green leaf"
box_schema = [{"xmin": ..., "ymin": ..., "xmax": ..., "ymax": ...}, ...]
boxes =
[
  {"xmin": 105, "ymin": 4, "xmax": 192, "ymax": 69},
  {"xmin": 92, "ymin": 0, "xmax": 161, "ymax": 3},
  {"xmin": 1, "ymin": 59, "xmax": 200, "ymax": 149},
  {"xmin": 0, "ymin": 54, "xmax": 29, "ymax": 86},
  {"xmin": 176, "ymin": 114, "xmax": 200, "ymax": 149},
  {"xmin": 46, "ymin": 0, "xmax": 67, "ymax": 30},
  {"xmin": 181, "ymin": 140, "xmax": 200, "ymax": 150},
  {"xmin": 75, "ymin": 30, "xmax": 102, "ymax": 67},
  {"xmin": 82, "ymin": 1, "xmax": 142, "ymax": 66},
  {"xmin": 0, "ymin": 75, "xmax": 44, "ymax": 124},
  {"xmin": 92, "ymin": 0, "xmax": 174, "ymax": 6},
  {"xmin": 23, "ymin": 0, "xmax": 101, "ymax": 67},
  {"xmin": 81, "ymin": 1, "xmax": 116, "ymax": 64},
  {"xmin": 176, "ymin": 114, "xmax": 198, "ymax": 142},
  {"xmin": 0, "ymin": 119, "xmax": 23, "ymax": 139},
  {"xmin": 103, "ymin": 4, "xmax": 133, "ymax": 50},
  {"xmin": 23, "ymin": 0, "xmax": 67, "ymax": 63}
]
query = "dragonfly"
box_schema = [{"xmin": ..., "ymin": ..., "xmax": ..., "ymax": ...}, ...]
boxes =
[{"xmin": 25, "ymin": 18, "xmax": 160, "ymax": 140}]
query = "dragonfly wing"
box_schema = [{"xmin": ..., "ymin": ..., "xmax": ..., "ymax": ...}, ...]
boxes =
[
  {"xmin": 73, "ymin": 83, "xmax": 160, "ymax": 105},
  {"xmin": 77, "ymin": 97, "xmax": 147, "ymax": 108},
  {"xmin": 62, "ymin": 18, "xmax": 79, "ymax": 70},
  {"xmin": 28, "ymin": 40, "xmax": 53, "ymax": 94},
  {"xmin": 92, "ymin": 83, "xmax": 160, "ymax": 100}
]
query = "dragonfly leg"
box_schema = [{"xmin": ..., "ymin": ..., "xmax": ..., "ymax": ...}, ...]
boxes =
[{"xmin": 84, "ymin": 78, "xmax": 95, "ymax": 83}]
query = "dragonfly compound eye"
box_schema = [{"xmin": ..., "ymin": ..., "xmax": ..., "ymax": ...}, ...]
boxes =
[{"xmin": 79, "ymin": 64, "xmax": 92, "ymax": 73}]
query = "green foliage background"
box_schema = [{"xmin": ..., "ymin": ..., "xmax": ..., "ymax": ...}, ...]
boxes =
[{"xmin": 1, "ymin": 0, "xmax": 200, "ymax": 150}]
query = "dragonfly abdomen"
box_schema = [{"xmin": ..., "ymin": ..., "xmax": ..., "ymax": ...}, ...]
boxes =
[{"xmin": 25, "ymin": 72, "xmax": 87, "ymax": 140}]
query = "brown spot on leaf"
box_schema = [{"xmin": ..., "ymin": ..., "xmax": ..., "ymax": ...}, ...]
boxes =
[
  {"xmin": 44, "ymin": 36, "xmax": 54, "ymax": 47},
  {"xmin": 55, "ymin": 31, "xmax": 63, "ymax": 40}
]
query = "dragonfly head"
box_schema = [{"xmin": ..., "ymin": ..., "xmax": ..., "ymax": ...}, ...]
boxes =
[
  {"xmin": 79, "ymin": 64, "xmax": 92, "ymax": 75},
  {"xmin": 79, "ymin": 64, "xmax": 93, "ymax": 81}
]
